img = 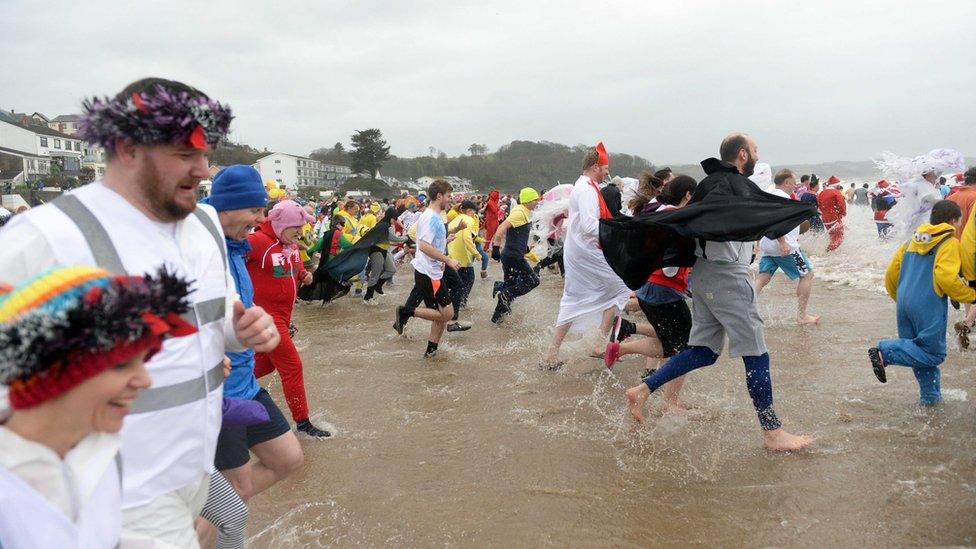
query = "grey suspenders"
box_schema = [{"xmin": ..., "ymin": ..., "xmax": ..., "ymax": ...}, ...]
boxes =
[
  {"xmin": 51, "ymin": 194, "xmax": 127, "ymax": 274},
  {"xmin": 50, "ymin": 195, "xmax": 226, "ymax": 413}
]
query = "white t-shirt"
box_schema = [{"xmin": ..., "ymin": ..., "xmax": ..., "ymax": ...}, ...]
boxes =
[
  {"xmin": 759, "ymin": 187, "xmax": 800, "ymax": 256},
  {"xmin": 410, "ymin": 208, "xmax": 447, "ymax": 279}
]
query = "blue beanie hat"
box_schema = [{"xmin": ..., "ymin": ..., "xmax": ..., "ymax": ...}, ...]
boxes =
[{"xmin": 203, "ymin": 165, "xmax": 268, "ymax": 212}]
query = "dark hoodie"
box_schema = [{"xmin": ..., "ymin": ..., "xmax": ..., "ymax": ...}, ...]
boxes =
[{"xmin": 598, "ymin": 158, "xmax": 817, "ymax": 289}]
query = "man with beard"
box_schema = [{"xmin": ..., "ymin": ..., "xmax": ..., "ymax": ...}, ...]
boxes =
[
  {"xmin": 542, "ymin": 143, "xmax": 633, "ymax": 368},
  {"xmin": 626, "ymin": 133, "xmax": 814, "ymax": 452},
  {"xmin": 0, "ymin": 78, "xmax": 280, "ymax": 546}
]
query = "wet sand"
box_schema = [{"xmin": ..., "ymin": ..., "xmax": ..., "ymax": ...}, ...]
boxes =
[{"xmin": 245, "ymin": 253, "xmax": 976, "ymax": 546}]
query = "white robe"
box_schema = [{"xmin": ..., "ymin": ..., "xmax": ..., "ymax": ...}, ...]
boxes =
[
  {"xmin": 887, "ymin": 176, "xmax": 941, "ymax": 238},
  {"xmin": 556, "ymin": 175, "xmax": 632, "ymax": 331}
]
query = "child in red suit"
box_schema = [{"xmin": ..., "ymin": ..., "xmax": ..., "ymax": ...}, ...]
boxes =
[{"xmin": 247, "ymin": 200, "xmax": 331, "ymax": 438}]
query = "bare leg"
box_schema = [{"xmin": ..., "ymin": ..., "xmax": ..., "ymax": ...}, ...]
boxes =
[
  {"xmin": 755, "ymin": 272, "xmax": 773, "ymax": 294},
  {"xmin": 795, "ymin": 274, "xmax": 821, "ymax": 324},
  {"xmin": 625, "ymin": 382, "xmax": 651, "ymax": 423},
  {"xmin": 223, "ymin": 431, "xmax": 304, "ymax": 501},
  {"xmin": 660, "ymin": 375, "xmax": 689, "ymax": 413},
  {"xmin": 618, "ymin": 337, "xmax": 664, "ymax": 360},
  {"xmin": 545, "ymin": 322, "xmax": 572, "ymax": 364},
  {"xmin": 593, "ymin": 307, "xmax": 618, "ymax": 355}
]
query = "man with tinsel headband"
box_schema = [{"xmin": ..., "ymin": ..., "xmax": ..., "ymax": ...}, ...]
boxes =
[
  {"xmin": 0, "ymin": 78, "xmax": 280, "ymax": 547},
  {"xmin": 0, "ymin": 265, "xmax": 195, "ymax": 548}
]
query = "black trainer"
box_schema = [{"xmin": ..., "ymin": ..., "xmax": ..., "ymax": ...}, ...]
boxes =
[
  {"xmin": 296, "ymin": 419, "xmax": 332, "ymax": 439},
  {"xmin": 447, "ymin": 322, "xmax": 471, "ymax": 332},
  {"xmin": 393, "ymin": 305, "xmax": 409, "ymax": 335},
  {"xmin": 491, "ymin": 298, "xmax": 511, "ymax": 324},
  {"xmin": 868, "ymin": 347, "xmax": 887, "ymax": 383}
]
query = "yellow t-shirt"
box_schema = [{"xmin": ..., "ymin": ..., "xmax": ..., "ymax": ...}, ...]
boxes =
[
  {"xmin": 505, "ymin": 204, "xmax": 531, "ymax": 229},
  {"xmin": 360, "ymin": 212, "xmax": 378, "ymax": 233},
  {"xmin": 448, "ymin": 214, "xmax": 478, "ymax": 267},
  {"xmin": 338, "ymin": 210, "xmax": 361, "ymax": 243}
]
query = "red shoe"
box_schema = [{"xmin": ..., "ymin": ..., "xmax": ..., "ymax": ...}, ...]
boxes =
[{"xmin": 605, "ymin": 341, "xmax": 621, "ymax": 370}]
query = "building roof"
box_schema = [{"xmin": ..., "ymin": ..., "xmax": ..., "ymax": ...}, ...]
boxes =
[
  {"xmin": 51, "ymin": 114, "xmax": 82, "ymax": 122},
  {"xmin": 14, "ymin": 121, "xmax": 78, "ymax": 139},
  {"xmin": 0, "ymin": 145, "xmax": 44, "ymax": 159}
]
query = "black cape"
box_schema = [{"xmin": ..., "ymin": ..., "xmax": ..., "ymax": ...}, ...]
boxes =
[
  {"xmin": 598, "ymin": 158, "xmax": 817, "ymax": 290},
  {"xmin": 297, "ymin": 219, "xmax": 392, "ymax": 303}
]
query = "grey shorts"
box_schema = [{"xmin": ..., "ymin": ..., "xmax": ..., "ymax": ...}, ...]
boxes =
[{"xmin": 687, "ymin": 260, "xmax": 767, "ymax": 358}]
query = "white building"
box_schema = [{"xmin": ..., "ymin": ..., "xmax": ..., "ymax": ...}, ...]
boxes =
[
  {"xmin": 413, "ymin": 175, "xmax": 474, "ymax": 194},
  {"xmin": 253, "ymin": 152, "xmax": 352, "ymax": 191},
  {"xmin": 0, "ymin": 118, "xmax": 85, "ymax": 184}
]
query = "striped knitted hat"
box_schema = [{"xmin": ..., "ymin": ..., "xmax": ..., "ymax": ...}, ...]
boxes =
[{"xmin": 0, "ymin": 266, "xmax": 196, "ymax": 409}]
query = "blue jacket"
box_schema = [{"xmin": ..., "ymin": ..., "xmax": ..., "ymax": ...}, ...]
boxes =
[{"xmin": 225, "ymin": 237, "xmax": 261, "ymax": 400}]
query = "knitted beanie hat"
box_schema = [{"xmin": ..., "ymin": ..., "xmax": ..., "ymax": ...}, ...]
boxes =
[
  {"xmin": 0, "ymin": 265, "xmax": 196, "ymax": 409},
  {"xmin": 267, "ymin": 200, "xmax": 314, "ymax": 239},
  {"xmin": 204, "ymin": 165, "xmax": 268, "ymax": 212}
]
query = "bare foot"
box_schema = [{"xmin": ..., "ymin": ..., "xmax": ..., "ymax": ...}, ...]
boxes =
[
  {"xmin": 626, "ymin": 385, "xmax": 650, "ymax": 424},
  {"xmin": 797, "ymin": 314, "xmax": 821, "ymax": 325},
  {"xmin": 659, "ymin": 400, "xmax": 691, "ymax": 415},
  {"xmin": 762, "ymin": 428, "xmax": 814, "ymax": 451}
]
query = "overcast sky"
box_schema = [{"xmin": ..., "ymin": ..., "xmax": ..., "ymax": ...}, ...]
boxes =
[{"xmin": 2, "ymin": 1, "xmax": 973, "ymax": 165}]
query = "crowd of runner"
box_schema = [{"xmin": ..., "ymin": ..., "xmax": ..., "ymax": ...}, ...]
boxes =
[{"xmin": 1, "ymin": 77, "xmax": 974, "ymax": 547}]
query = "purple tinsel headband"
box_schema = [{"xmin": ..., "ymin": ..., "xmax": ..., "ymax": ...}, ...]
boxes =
[{"xmin": 78, "ymin": 84, "xmax": 233, "ymax": 151}]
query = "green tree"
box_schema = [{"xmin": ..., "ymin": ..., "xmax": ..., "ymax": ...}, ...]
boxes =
[
  {"xmin": 350, "ymin": 129, "xmax": 391, "ymax": 179},
  {"xmin": 467, "ymin": 143, "xmax": 488, "ymax": 156},
  {"xmin": 333, "ymin": 142, "xmax": 345, "ymax": 155}
]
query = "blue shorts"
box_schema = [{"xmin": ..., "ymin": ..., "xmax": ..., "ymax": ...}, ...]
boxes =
[{"xmin": 758, "ymin": 250, "xmax": 812, "ymax": 280}]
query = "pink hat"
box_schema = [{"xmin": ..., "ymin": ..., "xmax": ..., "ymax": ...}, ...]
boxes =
[{"xmin": 268, "ymin": 200, "xmax": 314, "ymax": 239}]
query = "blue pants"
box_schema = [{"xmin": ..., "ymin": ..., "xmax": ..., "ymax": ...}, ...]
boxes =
[
  {"xmin": 877, "ymin": 338, "xmax": 943, "ymax": 405},
  {"xmin": 475, "ymin": 242, "xmax": 489, "ymax": 271},
  {"xmin": 643, "ymin": 346, "xmax": 782, "ymax": 430}
]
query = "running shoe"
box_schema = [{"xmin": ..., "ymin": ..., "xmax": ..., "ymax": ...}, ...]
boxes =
[
  {"xmin": 954, "ymin": 321, "xmax": 971, "ymax": 350},
  {"xmin": 604, "ymin": 341, "xmax": 621, "ymax": 370},
  {"xmin": 447, "ymin": 321, "xmax": 471, "ymax": 332},
  {"xmin": 491, "ymin": 298, "xmax": 511, "ymax": 324},
  {"xmin": 393, "ymin": 306, "xmax": 409, "ymax": 335},
  {"xmin": 296, "ymin": 419, "xmax": 332, "ymax": 439},
  {"xmin": 868, "ymin": 347, "xmax": 887, "ymax": 383},
  {"xmin": 288, "ymin": 322, "xmax": 298, "ymax": 338},
  {"xmin": 492, "ymin": 281, "xmax": 504, "ymax": 299}
]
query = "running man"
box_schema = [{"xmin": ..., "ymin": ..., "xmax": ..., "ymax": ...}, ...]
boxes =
[
  {"xmin": 626, "ymin": 133, "xmax": 814, "ymax": 452},
  {"xmin": 755, "ymin": 169, "xmax": 821, "ymax": 325},
  {"xmin": 393, "ymin": 179, "xmax": 461, "ymax": 357},
  {"xmin": 490, "ymin": 187, "xmax": 542, "ymax": 324}
]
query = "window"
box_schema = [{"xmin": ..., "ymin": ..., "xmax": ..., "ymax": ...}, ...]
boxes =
[
  {"xmin": 74, "ymin": 142, "xmax": 80, "ymax": 151},
  {"xmin": 275, "ymin": 159, "xmax": 281, "ymax": 164},
  {"xmin": 275, "ymin": 169, "xmax": 281, "ymax": 174},
  {"xmin": 54, "ymin": 139, "xmax": 61, "ymax": 149},
  {"xmin": 40, "ymin": 137, "xmax": 48, "ymax": 147}
]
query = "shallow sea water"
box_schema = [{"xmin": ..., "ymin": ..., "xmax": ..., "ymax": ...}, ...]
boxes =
[{"xmin": 247, "ymin": 207, "xmax": 976, "ymax": 547}]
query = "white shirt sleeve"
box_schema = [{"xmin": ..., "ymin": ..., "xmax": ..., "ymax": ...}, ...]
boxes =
[{"xmin": 0, "ymin": 217, "xmax": 60, "ymax": 287}]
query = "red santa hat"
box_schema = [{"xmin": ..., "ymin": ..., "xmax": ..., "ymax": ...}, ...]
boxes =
[
  {"xmin": 826, "ymin": 175, "xmax": 841, "ymax": 186},
  {"xmin": 595, "ymin": 142, "xmax": 609, "ymax": 166},
  {"xmin": 877, "ymin": 180, "xmax": 889, "ymax": 189},
  {"xmin": 953, "ymin": 172, "xmax": 965, "ymax": 182}
]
